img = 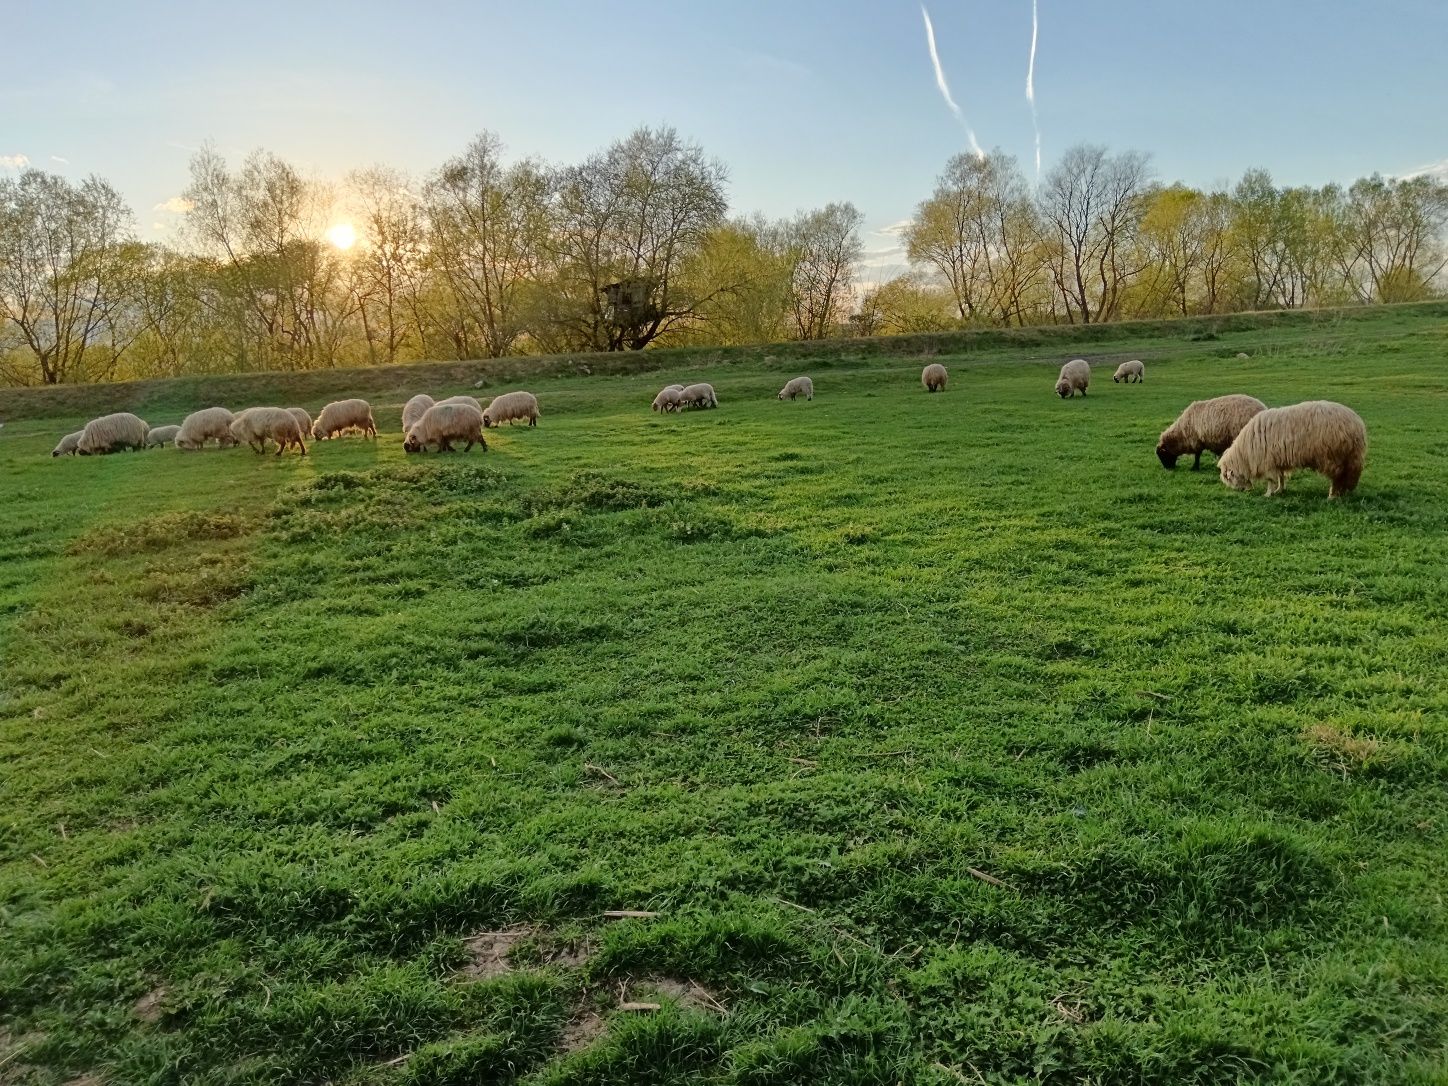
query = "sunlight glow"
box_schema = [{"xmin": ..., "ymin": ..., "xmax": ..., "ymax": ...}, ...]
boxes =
[{"xmin": 326, "ymin": 222, "xmax": 356, "ymax": 250}]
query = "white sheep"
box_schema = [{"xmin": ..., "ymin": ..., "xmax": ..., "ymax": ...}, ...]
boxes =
[
  {"xmin": 230, "ymin": 407, "xmax": 308, "ymax": 456},
  {"xmin": 921, "ymin": 363, "xmax": 948, "ymax": 392},
  {"xmin": 175, "ymin": 407, "xmax": 238, "ymax": 450},
  {"xmin": 652, "ymin": 386, "xmax": 686, "ymax": 413},
  {"xmin": 1055, "ymin": 359, "xmax": 1090, "ymax": 398},
  {"xmin": 145, "ymin": 425, "xmax": 181, "ymax": 448},
  {"xmin": 778, "ymin": 376, "xmax": 814, "ymax": 401},
  {"xmin": 312, "ymin": 399, "xmax": 377, "ymax": 440},
  {"xmin": 678, "ymin": 383, "xmax": 717, "ymax": 410},
  {"xmin": 482, "ymin": 390, "xmax": 540, "ymax": 428},
  {"xmin": 436, "ymin": 394, "xmax": 482, "ymax": 412},
  {"xmin": 287, "ymin": 407, "xmax": 313, "ymax": 436},
  {"xmin": 1156, "ymin": 394, "xmax": 1268, "ymax": 470},
  {"xmin": 404, "ymin": 402, "xmax": 487, "ymax": 452},
  {"xmin": 78, "ymin": 412, "xmax": 149, "ymax": 455},
  {"xmin": 1112, "ymin": 360, "xmax": 1144, "ymax": 384},
  {"xmin": 1219, "ymin": 401, "xmax": 1366, "ymax": 499},
  {"xmin": 402, "ymin": 394, "xmax": 436, "ymax": 433},
  {"xmin": 51, "ymin": 431, "xmax": 84, "ymax": 457}
]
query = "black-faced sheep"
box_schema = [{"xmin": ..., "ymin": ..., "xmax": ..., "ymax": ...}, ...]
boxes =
[
  {"xmin": 51, "ymin": 431, "xmax": 84, "ymax": 457},
  {"xmin": 922, "ymin": 363, "xmax": 948, "ymax": 392},
  {"xmin": 1219, "ymin": 400, "xmax": 1366, "ymax": 499},
  {"xmin": 1156, "ymin": 394, "xmax": 1267, "ymax": 470},
  {"xmin": 404, "ymin": 402, "xmax": 487, "ymax": 452}
]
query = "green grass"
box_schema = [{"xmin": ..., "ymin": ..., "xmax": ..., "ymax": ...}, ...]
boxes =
[{"xmin": 2, "ymin": 314, "xmax": 1447, "ymax": 1084}]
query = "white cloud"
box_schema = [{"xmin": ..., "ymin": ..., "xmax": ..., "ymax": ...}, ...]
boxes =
[
  {"xmin": 50, "ymin": 155, "xmax": 69, "ymax": 164},
  {"xmin": 0, "ymin": 153, "xmax": 30, "ymax": 170},
  {"xmin": 1401, "ymin": 158, "xmax": 1448, "ymax": 181},
  {"xmin": 153, "ymin": 196, "xmax": 195, "ymax": 214},
  {"xmin": 874, "ymin": 219, "xmax": 913, "ymax": 238}
]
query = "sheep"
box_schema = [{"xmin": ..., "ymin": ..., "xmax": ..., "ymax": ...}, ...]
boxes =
[
  {"xmin": 402, "ymin": 394, "xmax": 435, "ymax": 433},
  {"xmin": 1219, "ymin": 400, "xmax": 1366, "ymax": 499},
  {"xmin": 778, "ymin": 376, "xmax": 814, "ymax": 401},
  {"xmin": 229, "ymin": 407, "xmax": 307, "ymax": 456},
  {"xmin": 922, "ymin": 363, "xmax": 948, "ymax": 392},
  {"xmin": 1055, "ymin": 359, "xmax": 1090, "ymax": 398},
  {"xmin": 175, "ymin": 407, "xmax": 238, "ymax": 450},
  {"xmin": 77, "ymin": 412, "xmax": 148, "ymax": 455},
  {"xmin": 436, "ymin": 394, "xmax": 482, "ymax": 412},
  {"xmin": 652, "ymin": 386, "xmax": 686, "ymax": 413},
  {"xmin": 145, "ymin": 425, "xmax": 181, "ymax": 448},
  {"xmin": 287, "ymin": 407, "xmax": 313, "ymax": 436},
  {"xmin": 312, "ymin": 398, "xmax": 377, "ymax": 440},
  {"xmin": 51, "ymin": 430, "xmax": 84, "ymax": 457},
  {"xmin": 404, "ymin": 402, "xmax": 487, "ymax": 453},
  {"xmin": 677, "ymin": 383, "xmax": 717, "ymax": 410},
  {"xmin": 1155, "ymin": 394, "xmax": 1267, "ymax": 470},
  {"xmin": 482, "ymin": 390, "xmax": 540, "ymax": 428},
  {"xmin": 1112, "ymin": 360, "xmax": 1145, "ymax": 384}
]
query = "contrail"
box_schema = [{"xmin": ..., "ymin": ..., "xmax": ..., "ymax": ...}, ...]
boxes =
[
  {"xmin": 1026, "ymin": 0, "xmax": 1041, "ymax": 180},
  {"xmin": 920, "ymin": 5, "xmax": 984, "ymax": 160}
]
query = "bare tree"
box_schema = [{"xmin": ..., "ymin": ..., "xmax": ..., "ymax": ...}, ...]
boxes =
[
  {"xmin": 544, "ymin": 126, "xmax": 729, "ymax": 351},
  {"xmin": 787, "ymin": 202, "xmax": 864, "ymax": 340},
  {"xmin": 0, "ymin": 170, "xmax": 140, "ymax": 384},
  {"xmin": 349, "ymin": 166, "xmax": 429, "ymax": 363},
  {"xmin": 1336, "ymin": 173, "xmax": 1448, "ymax": 303},
  {"xmin": 1038, "ymin": 145, "xmax": 1152, "ymax": 323}
]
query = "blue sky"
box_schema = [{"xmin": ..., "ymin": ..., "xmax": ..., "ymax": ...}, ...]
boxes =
[{"xmin": 4, "ymin": 0, "xmax": 1446, "ymax": 276}]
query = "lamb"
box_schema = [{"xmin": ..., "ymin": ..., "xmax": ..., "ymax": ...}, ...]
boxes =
[
  {"xmin": 404, "ymin": 402, "xmax": 487, "ymax": 453},
  {"xmin": 51, "ymin": 431, "xmax": 84, "ymax": 457},
  {"xmin": 922, "ymin": 363, "xmax": 948, "ymax": 392},
  {"xmin": 778, "ymin": 376, "xmax": 814, "ymax": 401},
  {"xmin": 145, "ymin": 425, "xmax": 181, "ymax": 448},
  {"xmin": 175, "ymin": 407, "xmax": 238, "ymax": 450},
  {"xmin": 77, "ymin": 412, "xmax": 149, "ymax": 455},
  {"xmin": 1155, "ymin": 394, "xmax": 1267, "ymax": 470},
  {"xmin": 1219, "ymin": 400, "xmax": 1366, "ymax": 499},
  {"xmin": 287, "ymin": 407, "xmax": 313, "ymax": 436},
  {"xmin": 652, "ymin": 386, "xmax": 686, "ymax": 413},
  {"xmin": 436, "ymin": 394, "xmax": 482, "ymax": 412},
  {"xmin": 402, "ymin": 394, "xmax": 435, "ymax": 433},
  {"xmin": 312, "ymin": 398, "xmax": 377, "ymax": 440},
  {"xmin": 229, "ymin": 407, "xmax": 308, "ymax": 456},
  {"xmin": 1055, "ymin": 359, "xmax": 1090, "ymax": 398},
  {"xmin": 482, "ymin": 390, "xmax": 540, "ymax": 427},
  {"xmin": 1112, "ymin": 360, "xmax": 1145, "ymax": 384},
  {"xmin": 677, "ymin": 383, "xmax": 717, "ymax": 410}
]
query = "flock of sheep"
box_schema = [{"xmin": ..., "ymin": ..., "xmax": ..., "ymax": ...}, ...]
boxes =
[{"xmin": 49, "ymin": 357, "xmax": 1366, "ymax": 499}]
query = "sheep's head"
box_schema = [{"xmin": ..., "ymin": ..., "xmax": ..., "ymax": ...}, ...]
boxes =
[
  {"xmin": 1055, "ymin": 379, "xmax": 1072, "ymax": 398},
  {"xmin": 482, "ymin": 414, "xmax": 494, "ymax": 428},
  {"xmin": 1220, "ymin": 465, "xmax": 1251, "ymax": 491},
  {"xmin": 402, "ymin": 433, "xmax": 421, "ymax": 453},
  {"xmin": 777, "ymin": 389, "xmax": 787, "ymax": 400},
  {"xmin": 1155, "ymin": 440, "xmax": 1179, "ymax": 469},
  {"xmin": 1113, "ymin": 374, "xmax": 1121, "ymax": 383}
]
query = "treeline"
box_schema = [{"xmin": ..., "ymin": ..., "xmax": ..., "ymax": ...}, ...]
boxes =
[{"xmin": 1, "ymin": 126, "xmax": 1445, "ymax": 385}]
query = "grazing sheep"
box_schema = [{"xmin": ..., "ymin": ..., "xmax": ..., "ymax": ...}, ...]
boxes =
[
  {"xmin": 404, "ymin": 402, "xmax": 487, "ymax": 453},
  {"xmin": 677, "ymin": 383, "xmax": 717, "ymax": 410},
  {"xmin": 175, "ymin": 407, "xmax": 238, "ymax": 450},
  {"xmin": 312, "ymin": 398, "xmax": 377, "ymax": 440},
  {"xmin": 51, "ymin": 431, "xmax": 84, "ymax": 457},
  {"xmin": 1112, "ymin": 360, "xmax": 1145, "ymax": 384},
  {"xmin": 230, "ymin": 407, "xmax": 307, "ymax": 456},
  {"xmin": 1219, "ymin": 401, "xmax": 1366, "ymax": 499},
  {"xmin": 77, "ymin": 412, "xmax": 149, "ymax": 455},
  {"xmin": 287, "ymin": 407, "xmax": 313, "ymax": 436},
  {"xmin": 1156, "ymin": 394, "xmax": 1268, "ymax": 470},
  {"xmin": 145, "ymin": 425, "xmax": 181, "ymax": 448},
  {"xmin": 402, "ymin": 394, "xmax": 435, "ymax": 433},
  {"xmin": 1055, "ymin": 359, "xmax": 1090, "ymax": 398},
  {"xmin": 652, "ymin": 386, "xmax": 686, "ymax": 413},
  {"xmin": 778, "ymin": 376, "xmax": 814, "ymax": 401},
  {"xmin": 436, "ymin": 394, "xmax": 482, "ymax": 412},
  {"xmin": 664, "ymin": 384, "xmax": 685, "ymax": 392},
  {"xmin": 482, "ymin": 390, "xmax": 540, "ymax": 428},
  {"xmin": 922, "ymin": 363, "xmax": 948, "ymax": 392}
]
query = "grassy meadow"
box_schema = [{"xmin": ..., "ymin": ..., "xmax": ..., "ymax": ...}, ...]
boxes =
[{"xmin": 1, "ymin": 310, "xmax": 1446, "ymax": 1084}]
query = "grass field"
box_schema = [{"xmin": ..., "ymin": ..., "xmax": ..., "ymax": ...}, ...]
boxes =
[{"xmin": 2, "ymin": 311, "xmax": 1446, "ymax": 1085}]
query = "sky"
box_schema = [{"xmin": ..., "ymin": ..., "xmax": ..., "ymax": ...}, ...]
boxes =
[{"xmin": 4, "ymin": 0, "xmax": 1446, "ymax": 281}]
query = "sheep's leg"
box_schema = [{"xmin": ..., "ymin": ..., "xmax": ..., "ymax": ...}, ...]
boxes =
[{"xmin": 1191, "ymin": 451, "xmax": 1202, "ymax": 470}]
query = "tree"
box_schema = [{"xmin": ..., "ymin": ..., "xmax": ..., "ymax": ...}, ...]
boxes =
[
  {"xmin": 424, "ymin": 134, "xmax": 551, "ymax": 359},
  {"xmin": 348, "ymin": 166, "xmax": 429, "ymax": 364},
  {"xmin": 673, "ymin": 217, "xmax": 794, "ymax": 346},
  {"xmin": 1336, "ymin": 174, "xmax": 1448, "ymax": 303},
  {"xmin": 786, "ymin": 202, "xmax": 864, "ymax": 340},
  {"xmin": 0, "ymin": 170, "xmax": 140, "ymax": 385},
  {"xmin": 1038, "ymin": 145, "xmax": 1152, "ymax": 323},
  {"xmin": 905, "ymin": 152, "xmax": 1041, "ymax": 325},
  {"xmin": 544, "ymin": 126, "xmax": 729, "ymax": 351},
  {"xmin": 857, "ymin": 272, "xmax": 957, "ymax": 334}
]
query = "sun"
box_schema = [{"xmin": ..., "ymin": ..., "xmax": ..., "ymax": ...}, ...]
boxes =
[{"xmin": 326, "ymin": 222, "xmax": 356, "ymax": 250}]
